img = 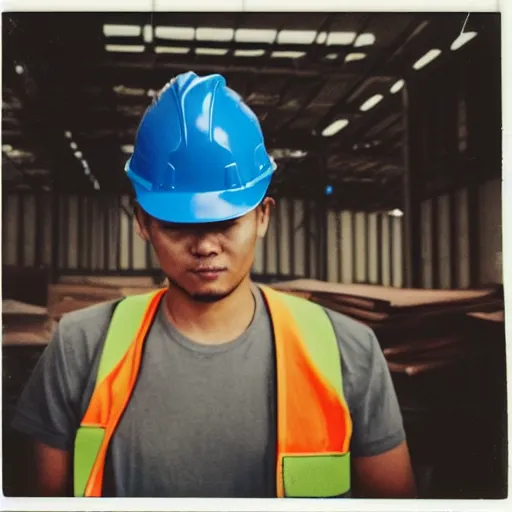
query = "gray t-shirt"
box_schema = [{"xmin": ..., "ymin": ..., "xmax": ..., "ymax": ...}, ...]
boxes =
[{"xmin": 12, "ymin": 286, "xmax": 405, "ymax": 497}]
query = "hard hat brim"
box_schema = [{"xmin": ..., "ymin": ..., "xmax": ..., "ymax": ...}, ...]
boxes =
[{"xmin": 133, "ymin": 173, "xmax": 273, "ymax": 224}]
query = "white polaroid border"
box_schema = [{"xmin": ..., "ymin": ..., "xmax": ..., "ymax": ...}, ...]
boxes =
[{"xmin": 0, "ymin": 0, "xmax": 509, "ymax": 511}]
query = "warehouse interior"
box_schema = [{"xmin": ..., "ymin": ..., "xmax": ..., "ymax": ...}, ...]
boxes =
[{"xmin": 2, "ymin": 11, "xmax": 506, "ymax": 498}]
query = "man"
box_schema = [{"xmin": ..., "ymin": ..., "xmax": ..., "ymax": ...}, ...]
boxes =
[{"xmin": 12, "ymin": 72, "xmax": 416, "ymax": 498}]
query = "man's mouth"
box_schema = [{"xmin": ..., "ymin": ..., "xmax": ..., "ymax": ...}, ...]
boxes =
[{"xmin": 190, "ymin": 267, "xmax": 227, "ymax": 280}]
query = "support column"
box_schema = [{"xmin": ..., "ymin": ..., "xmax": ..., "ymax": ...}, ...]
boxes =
[{"xmin": 401, "ymin": 83, "xmax": 423, "ymax": 288}]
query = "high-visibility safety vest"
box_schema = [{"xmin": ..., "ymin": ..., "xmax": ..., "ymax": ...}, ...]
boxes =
[{"xmin": 73, "ymin": 286, "xmax": 353, "ymax": 497}]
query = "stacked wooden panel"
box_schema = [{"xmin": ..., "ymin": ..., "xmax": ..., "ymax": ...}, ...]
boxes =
[{"xmin": 268, "ymin": 279, "xmax": 504, "ymax": 376}]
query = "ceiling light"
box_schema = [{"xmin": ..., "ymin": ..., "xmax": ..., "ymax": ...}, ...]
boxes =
[
  {"xmin": 143, "ymin": 25, "xmax": 153, "ymax": 43},
  {"xmin": 271, "ymin": 51, "xmax": 305, "ymax": 59},
  {"xmin": 316, "ymin": 32, "xmax": 327, "ymax": 44},
  {"xmin": 270, "ymin": 149, "xmax": 308, "ymax": 159},
  {"xmin": 354, "ymin": 33, "xmax": 376, "ymax": 47},
  {"xmin": 105, "ymin": 44, "xmax": 145, "ymax": 53},
  {"xmin": 325, "ymin": 185, "xmax": 334, "ymax": 196},
  {"xmin": 15, "ymin": 65, "xmax": 24, "ymax": 75},
  {"xmin": 155, "ymin": 26, "xmax": 194, "ymax": 40},
  {"xmin": 70, "ymin": 142, "xmax": 78, "ymax": 150},
  {"xmin": 389, "ymin": 209, "xmax": 404, "ymax": 217},
  {"xmin": 147, "ymin": 89, "xmax": 157, "ymax": 97},
  {"xmin": 155, "ymin": 46, "xmax": 190, "ymax": 54},
  {"xmin": 326, "ymin": 31, "xmax": 357, "ymax": 46},
  {"xmin": 93, "ymin": 180, "xmax": 101, "ymax": 190},
  {"xmin": 413, "ymin": 49, "xmax": 442, "ymax": 70},
  {"xmin": 74, "ymin": 151, "xmax": 83, "ymax": 159},
  {"xmin": 121, "ymin": 144, "xmax": 135, "ymax": 154},
  {"xmin": 64, "ymin": 131, "xmax": 72, "ymax": 139},
  {"xmin": 277, "ymin": 30, "xmax": 316, "ymax": 44},
  {"xmin": 234, "ymin": 49, "xmax": 266, "ymax": 57},
  {"xmin": 196, "ymin": 27, "xmax": 234, "ymax": 41},
  {"xmin": 81, "ymin": 159, "xmax": 89, "ymax": 169},
  {"xmin": 345, "ymin": 52, "xmax": 366, "ymax": 63},
  {"xmin": 235, "ymin": 28, "xmax": 277, "ymax": 44},
  {"xmin": 195, "ymin": 48, "xmax": 228, "ymax": 56},
  {"xmin": 84, "ymin": 166, "xmax": 90, "ymax": 176},
  {"xmin": 325, "ymin": 53, "xmax": 338, "ymax": 60},
  {"xmin": 2, "ymin": 144, "xmax": 13, "ymax": 152},
  {"xmin": 390, "ymin": 79, "xmax": 405, "ymax": 94},
  {"xmin": 103, "ymin": 24, "xmax": 141, "ymax": 37},
  {"xmin": 450, "ymin": 31, "xmax": 478, "ymax": 51},
  {"xmin": 113, "ymin": 85, "xmax": 146, "ymax": 96},
  {"xmin": 360, "ymin": 94, "xmax": 384, "ymax": 112},
  {"xmin": 322, "ymin": 119, "xmax": 349, "ymax": 137}
]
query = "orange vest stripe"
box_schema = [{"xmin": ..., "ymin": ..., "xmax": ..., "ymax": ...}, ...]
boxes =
[
  {"xmin": 74, "ymin": 287, "xmax": 352, "ymax": 497},
  {"xmin": 261, "ymin": 286, "xmax": 351, "ymax": 497},
  {"xmin": 79, "ymin": 289, "xmax": 165, "ymax": 496}
]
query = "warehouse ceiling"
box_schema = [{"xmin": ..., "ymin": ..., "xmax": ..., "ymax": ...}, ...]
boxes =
[{"xmin": 1, "ymin": 11, "xmax": 496, "ymax": 210}]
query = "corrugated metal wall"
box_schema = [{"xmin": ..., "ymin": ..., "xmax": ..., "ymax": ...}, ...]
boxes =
[
  {"xmin": 2, "ymin": 182, "xmax": 501, "ymax": 288},
  {"xmin": 418, "ymin": 177, "xmax": 502, "ymax": 288}
]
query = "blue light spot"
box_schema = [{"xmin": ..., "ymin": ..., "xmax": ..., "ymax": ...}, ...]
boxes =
[{"xmin": 325, "ymin": 185, "xmax": 333, "ymax": 195}]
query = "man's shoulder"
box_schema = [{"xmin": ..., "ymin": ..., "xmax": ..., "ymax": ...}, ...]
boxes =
[
  {"xmin": 271, "ymin": 290, "xmax": 376, "ymax": 358},
  {"xmin": 56, "ymin": 299, "xmax": 119, "ymax": 356},
  {"xmin": 58, "ymin": 299, "xmax": 118, "ymax": 333}
]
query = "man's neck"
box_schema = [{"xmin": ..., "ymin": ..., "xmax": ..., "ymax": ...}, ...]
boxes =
[{"xmin": 163, "ymin": 278, "xmax": 256, "ymax": 345}]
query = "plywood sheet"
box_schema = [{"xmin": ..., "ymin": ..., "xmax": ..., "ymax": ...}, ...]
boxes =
[{"xmin": 271, "ymin": 278, "xmax": 498, "ymax": 309}]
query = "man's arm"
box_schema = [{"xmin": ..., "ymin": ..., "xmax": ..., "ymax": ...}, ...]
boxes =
[
  {"xmin": 352, "ymin": 441, "xmax": 417, "ymax": 498},
  {"xmin": 34, "ymin": 442, "xmax": 73, "ymax": 496},
  {"xmin": 327, "ymin": 312, "xmax": 416, "ymax": 498}
]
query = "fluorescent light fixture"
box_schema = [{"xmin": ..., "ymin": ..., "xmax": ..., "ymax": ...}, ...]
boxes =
[
  {"xmin": 271, "ymin": 51, "xmax": 305, "ymax": 59},
  {"xmin": 143, "ymin": 25, "xmax": 153, "ymax": 43},
  {"xmin": 389, "ymin": 209, "xmax": 404, "ymax": 217},
  {"xmin": 196, "ymin": 27, "xmax": 234, "ymax": 41},
  {"xmin": 64, "ymin": 131, "xmax": 72, "ymax": 139},
  {"xmin": 270, "ymin": 149, "xmax": 308, "ymax": 159},
  {"xmin": 147, "ymin": 89, "xmax": 157, "ymax": 97},
  {"xmin": 195, "ymin": 48, "xmax": 228, "ymax": 56},
  {"xmin": 105, "ymin": 44, "xmax": 145, "ymax": 53},
  {"xmin": 360, "ymin": 94, "xmax": 384, "ymax": 112},
  {"xmin": 84, "ymin": 167, "xmax": 91, "ymax": 176},
  {"xmin": 345, "ymin": 52, "xmax": 366, "ymax": 63},
  {"xmin": 390, "ymin": 79, "xmax": 405, "ymax": 94},
  {"xmin": 74, "ymin": 151, "xmax": 83, "ymax": 159},
  {"xmin": 322, "ymin": 119, "xmax": 349, "ymax": 137},
  {"xmin": 234, "ymin": 49, "xmax": 266, "ymax": 57},
  {"xmin": 277, "ymin": 30, "xmax": 316, "ymax": 44},
  {"xmin": 2, "ymin": 144, "xmax": 13, "ymax": 152},
  {"xmin": 325, "ymin": 53, "xmax": 338, "ymax": 60},
  {"xmin": 354, "ymin": 33, "xmax": 376, "ymax": 47},
  {"xmin": 70, "ymin": 142, "xmax": 78, "ymax": 150},
  {"xmin": 113, "ymin": 85, "xmax": 146, "ymax": 96},
  {"xmin": 121, "ymin": 144, "xmax": 134, "ymax": 154},
  {"xmin": 235, "ymin": 28, "xmax": 277, "ymax": 44},
  {"xmin": 450, "ymin": 31, "xmax": 477, "ymax": 51},
  {"xmin": 103, "ymin": 24, "xmax": 141, "ymax": 37},
  {"xmin": 15, "ymin": 65, "xmax": 24, "ymax": 75},
  {"xmin": 413, "ymin": 49, "xmax": 442, "ymax": 70},
  {"xmin": 326, "ymin": 31, "xmax": 356, "ymax": 46},
  {"xmin": 81, "ymin": 159, "xmax": 89, "ymax": 169},
  {"xmin": 93, "ymin": 180, "xmax": 100, "ymax": 191},
  {"xmin": 316, "ymin": 32, "xmax": 327, "ymax": 44},
  {"xmin": 155, "ymin": 26, "xmax": 195, "ymax": 40},
  {"xmin": 155, "ymin": 46, "xmax": 189, "ymax": 54}
]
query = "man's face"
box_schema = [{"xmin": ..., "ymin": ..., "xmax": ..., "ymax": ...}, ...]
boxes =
[{"xmin": 136, "ymin": 199, "xmax": 273, "ymax": 302}]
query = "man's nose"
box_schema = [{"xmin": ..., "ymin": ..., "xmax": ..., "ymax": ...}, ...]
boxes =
[{"xmin": 190, "ymin": 232, "xmax": 220, "ymax": 258}]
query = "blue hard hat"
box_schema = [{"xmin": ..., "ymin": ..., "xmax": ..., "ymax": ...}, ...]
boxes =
[{"xmin": 125, "ymin": 71, "xmax": 276, "ymax": 224}]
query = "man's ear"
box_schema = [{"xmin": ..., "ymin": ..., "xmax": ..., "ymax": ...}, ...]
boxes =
[
  {"xmin": 133, "ymin": 204, "xmax": 151, "ymax": 241},
  {"xmin": 256, "ymin": 197, "xmax": 275, "ymax": 238}
]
